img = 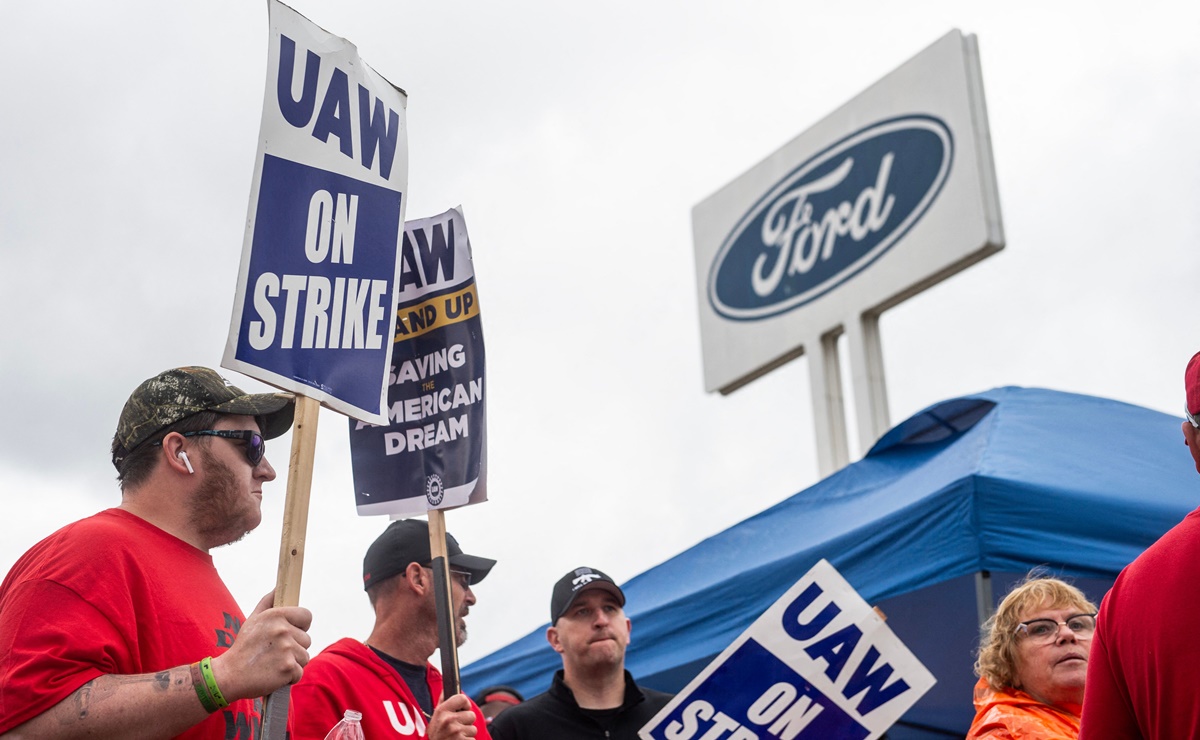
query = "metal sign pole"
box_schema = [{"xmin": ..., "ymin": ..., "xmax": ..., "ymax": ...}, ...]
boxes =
[{"xmin": 427, "ymin": 509, "xmax": 461, "ymax": 698}]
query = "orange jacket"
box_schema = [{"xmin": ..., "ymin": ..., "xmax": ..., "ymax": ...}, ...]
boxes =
[{"xmin": 967, "ymin": 677, "xmax": 1081, "ymax": 739}]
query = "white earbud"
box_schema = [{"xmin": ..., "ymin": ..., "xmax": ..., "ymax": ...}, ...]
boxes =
[{"xmin": 177, "ymin": 451, "xmax": 194, "ymax": 474}]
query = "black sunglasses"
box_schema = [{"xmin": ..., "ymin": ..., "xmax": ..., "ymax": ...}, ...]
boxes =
[{"xmin": 157, "ymin": 430, "xmax": 266, "ymax": 467}]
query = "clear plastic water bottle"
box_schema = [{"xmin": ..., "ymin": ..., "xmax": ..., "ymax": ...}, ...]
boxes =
[{"xmin": 322, "ymin": 709, "xmax": 365, "ymax": 740}]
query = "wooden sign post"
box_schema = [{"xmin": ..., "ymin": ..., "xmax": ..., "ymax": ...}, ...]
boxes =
[
  {"xmin": 261, "ymin": 395, "xmax": 320, "ymax": 738},
  {"xmin": 273, "ymin": 395, "xmax": 321, "ymax": 607}
]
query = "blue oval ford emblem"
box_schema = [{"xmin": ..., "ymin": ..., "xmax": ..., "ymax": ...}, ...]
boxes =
[{"xmin": 708, "ymin": 115, "xmax": 953, "ymax": 320}]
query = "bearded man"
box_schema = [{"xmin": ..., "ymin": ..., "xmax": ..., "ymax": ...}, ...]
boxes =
[
  {"xmin": 0, "ymin": 366, "xmax": 311, "ymax": 739},
  {"xmin": 289, "ymin": 519, "xmax": 495, "ymax": 740}
]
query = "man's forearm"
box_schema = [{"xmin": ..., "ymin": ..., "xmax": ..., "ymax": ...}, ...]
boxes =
[{"xmin": 0, "ymin": 665, "xmax": 217, "ymax": 740}]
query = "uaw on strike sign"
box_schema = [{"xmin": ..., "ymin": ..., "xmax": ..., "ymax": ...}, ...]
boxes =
[
  {"xmin": 641, "ymin": 560, "xmax": 934, "ymax": 740},
  {"xmin": 223, "ymin": 0, "xmax": 407, "ymax": 424},
  {"xmin": 348, "ymin": 207, "xmax": 487, "ymax": 517}
]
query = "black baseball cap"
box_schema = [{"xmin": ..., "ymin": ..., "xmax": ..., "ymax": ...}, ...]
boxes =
[
  {"xmin": 363, "ymin": 519, "xmax": 496, "ymax": 591},
  {"xmin": 550, "ymin": 566, "xmax": 625, "ymax": 624}
]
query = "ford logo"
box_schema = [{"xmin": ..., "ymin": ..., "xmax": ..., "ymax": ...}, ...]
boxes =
[{"xmin": 708, "ymin": 115, "xmax": 953, "ymax": 320}]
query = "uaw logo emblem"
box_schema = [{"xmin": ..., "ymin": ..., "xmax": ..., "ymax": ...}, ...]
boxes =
[
  {"xmin": 708, "ymin": 115, "xmax": 953, "ymax": 321},
  {"xmin": 425, "ymin": 474, "xmax": 444, "ymax": 506}
]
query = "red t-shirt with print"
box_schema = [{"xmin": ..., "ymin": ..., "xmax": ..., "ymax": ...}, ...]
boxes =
[{"xmin": 0, "ymin": 508, "xmax": 260, "ymax": 738}]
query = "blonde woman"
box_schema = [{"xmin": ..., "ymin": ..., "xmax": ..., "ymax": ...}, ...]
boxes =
[{"xmin": 968, "ymin": 576, "xmax": 1097, "ymax": 739}]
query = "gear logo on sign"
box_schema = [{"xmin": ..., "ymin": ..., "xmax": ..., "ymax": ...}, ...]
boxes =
[{"xmin": 426, "ymin": 474, "xmax": 444, "ymax": 506}]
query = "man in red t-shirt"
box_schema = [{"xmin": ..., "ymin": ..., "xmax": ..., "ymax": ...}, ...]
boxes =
[
  {"xmin": 289, "ymin": 519, "xmax": 494, "ymax": 740},
  {"xmin": 1081, "ymin": 351, "xmax": 1200, "ymax": 739},
  {"xmin": 0, "ymin": 367, "xmax": 312, "ymax": 739}
]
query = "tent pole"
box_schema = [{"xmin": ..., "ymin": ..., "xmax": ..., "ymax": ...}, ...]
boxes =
[{"xmin": 975, "ymin": 570, "xmax": 994, "ymax": 626}]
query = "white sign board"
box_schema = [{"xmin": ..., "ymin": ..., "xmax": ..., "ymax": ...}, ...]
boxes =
[
  {"xmin": 693, "ymin": 29, "xmax": 1002, "ymax": 393},
  {"xmin": 223, "ymin": 0, "xmax": 408, "ymax": 424},
  {"xmin": 639, "ymin": 560, "xmax": 935, "ymax": 740}
]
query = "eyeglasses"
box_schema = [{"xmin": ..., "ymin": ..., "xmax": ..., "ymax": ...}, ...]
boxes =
[
  {"xmin": 156, "ymin": 430, "xmax": 266, "ymax": 467},
  {"xmin": 422, "ymin": 564, "xmax": 474, "ymax": 589},
  {"xmin": 1186, "ymin": 405, "xmax": 1200, "ymax": 429},
  {"xmin": 1014, "ymin": 613, "xmax": 1096, "ymax": 644}
]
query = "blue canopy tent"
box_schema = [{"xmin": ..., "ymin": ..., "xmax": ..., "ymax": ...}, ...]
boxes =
[{"xmin": 463, "ymin": 387, "xmax": 1198, "ymax": 737}]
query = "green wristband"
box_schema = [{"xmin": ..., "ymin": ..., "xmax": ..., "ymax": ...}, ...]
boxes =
[
  {"xmin": 199, "ymin": 656, "xmax": 230, "ymax": 710},
  {"xmin": 191, "ymin": 662, "xmax": 219, "ymax": 713}
]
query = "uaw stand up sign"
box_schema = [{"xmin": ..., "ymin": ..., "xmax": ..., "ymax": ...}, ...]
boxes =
[
  {"xmin": 639, "ymin": 561, "xmax": 934, "ymax": 740},
  {"xmin": 349, "ymin": 207, "xmax": 487, "ymax": 517},
  {"xmin": 693, "ymin": 30, "xmax": 1003, "ymax": 476}
]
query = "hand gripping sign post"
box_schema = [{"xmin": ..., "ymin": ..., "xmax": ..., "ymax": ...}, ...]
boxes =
[
  {"xmin": 220, "ymin": 1, "xmax": 408, "ymax": 735},
  {"xmin": 348, "ymin": 205, "xmax": 488, "ymax": 695},
  {"xmin": 640, "ymin": 560, "xmax": 935, "ymax": 740}
]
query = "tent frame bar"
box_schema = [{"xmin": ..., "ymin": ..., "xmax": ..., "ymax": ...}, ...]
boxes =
[{"xmin": 975, "ymin": 570, "xmax": 994, "ymax": 626}]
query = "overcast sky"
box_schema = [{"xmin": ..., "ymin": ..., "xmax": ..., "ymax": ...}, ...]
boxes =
[{"xmin": 2, "ymin": 0, "xmax": 1198, "ymax": 682}]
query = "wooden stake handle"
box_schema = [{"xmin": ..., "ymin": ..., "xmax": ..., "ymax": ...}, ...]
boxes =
[
  {"xmin": 274, "ymin": 395, "xmax": 320, "ymax": 607},
  {"xmin": 263, "ymin": 394, "xmax": 321, "ymax": 740}
]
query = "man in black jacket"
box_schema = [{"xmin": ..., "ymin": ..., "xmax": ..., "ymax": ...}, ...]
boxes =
[{"xmin": 489, "ymin": 566, "xmax": 673, "ymax": 739}]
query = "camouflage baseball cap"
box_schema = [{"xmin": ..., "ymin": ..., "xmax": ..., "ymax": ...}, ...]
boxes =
[{"xmin": 112, "ymin": 367, "xmax": 294, "ymax": 470}]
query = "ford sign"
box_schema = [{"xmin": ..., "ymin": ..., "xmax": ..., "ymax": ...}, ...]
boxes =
[{"xmin": 708, "ymin": 115, "xmax": 954, "ymax": 321}]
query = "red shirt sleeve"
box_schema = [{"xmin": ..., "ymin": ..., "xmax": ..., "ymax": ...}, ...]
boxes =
[{"xmin": 0, "ymin": 579, "xmax": 119, "ymax": 732}]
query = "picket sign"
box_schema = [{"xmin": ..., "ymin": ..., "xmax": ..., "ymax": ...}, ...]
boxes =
[{"xmin": 638, "ymin": 559, "xmax": 935, "ymax": 740}]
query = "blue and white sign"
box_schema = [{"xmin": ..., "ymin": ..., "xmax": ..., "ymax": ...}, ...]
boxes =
[
  {"xmin": 709, "ymin": 116, "xmax": 952, "ymax": 321},
  {"xmin": 639, "ymin": 560, "xmax": 935, "ymax": 740},
  {"xmin": 348, "ymin": 207, "xmax": 487, "ymax": 517},
  {"xmin": 693, "ymin": 29, "xmax": 1003, "ymax": 394},
  {"xmin": 223, "ymin": 0, "xmax": 408, "ymax": 424}
]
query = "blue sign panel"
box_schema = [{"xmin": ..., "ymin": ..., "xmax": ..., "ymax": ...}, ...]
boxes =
[
  {"xmin": 234, "ymin": 154, "xmax": 403, "ymax": 412},
  {"xmin": 644, "ymin": 639, "xmax": 869, "ymax": 740},
  {"xmin": 708, "ymin": 116, "xmax": 953, "ymax": 321},
  {"xmin": 223, "ymin": 1, "xmax": 408, "ymax": 423}
]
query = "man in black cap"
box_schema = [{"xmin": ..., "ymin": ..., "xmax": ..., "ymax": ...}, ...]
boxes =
[
  {"xmin": 488, "ymin": 566, "xmax": 673, "ymax": 740},
  {"xmin": 289, "ymin": 519, "xmax": 496, "ymax": 740},
  {"xmin": 0, "ymin": 366, "xmax": 311, "ymax": 739}
]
